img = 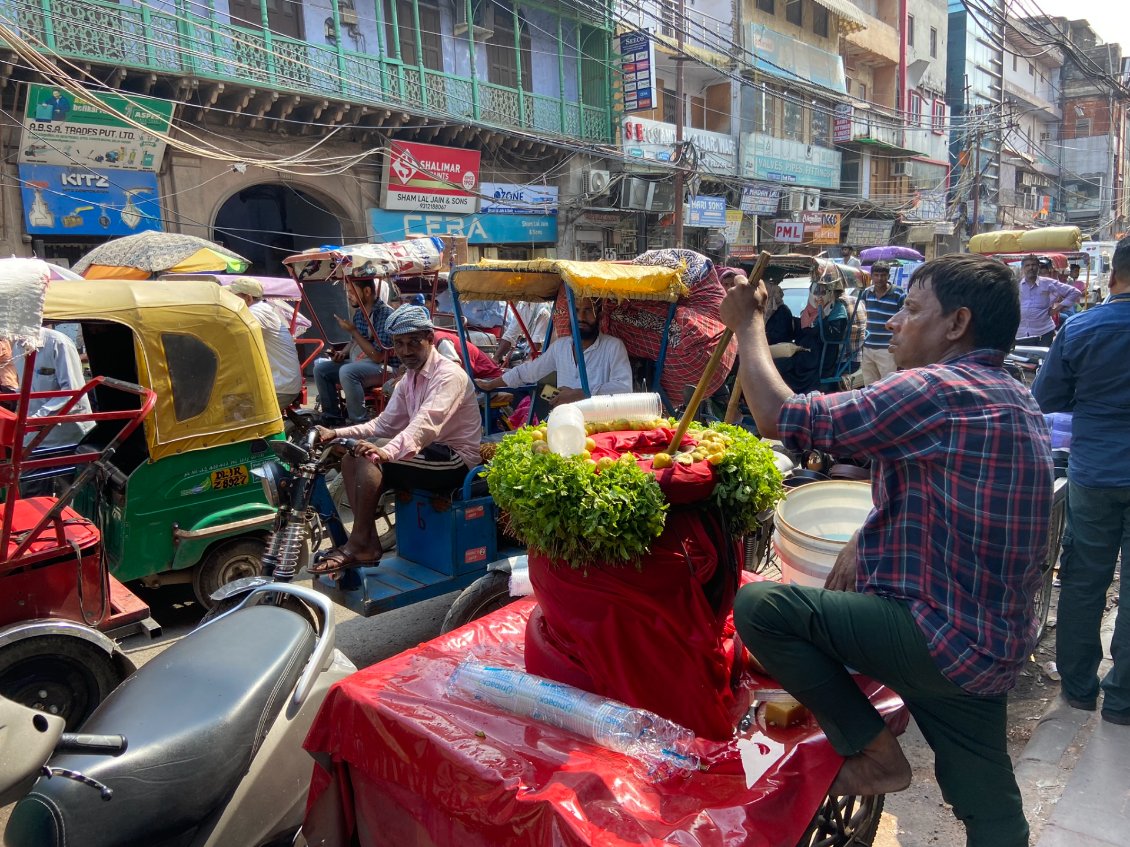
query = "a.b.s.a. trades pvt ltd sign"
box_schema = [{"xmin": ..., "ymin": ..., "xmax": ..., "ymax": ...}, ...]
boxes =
[{"xmin": 381, "ymin": 140, "xmax": 481, "ymax": 214}]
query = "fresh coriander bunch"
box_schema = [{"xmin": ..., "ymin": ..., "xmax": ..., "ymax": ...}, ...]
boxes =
[
  {"xmin": 689, "ymin": 421, "xmax": 785, "ymax": 536},
  {"xmin": 484, "ymin": 427, "xmax": 668, "ymax": 569}
]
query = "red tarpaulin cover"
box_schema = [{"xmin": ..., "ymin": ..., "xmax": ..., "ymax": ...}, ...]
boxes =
[
  {"xmin": 526, "ymin": 506, "xmax": 738, "ymax": 741},
  {"xmin": 302, "ymin": 591, "xmax": 908, "ymax": 847}
]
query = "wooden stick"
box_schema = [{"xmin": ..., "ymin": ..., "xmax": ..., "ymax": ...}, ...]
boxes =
[
  {"xmin": 668, "ymin": 251, "xmax": 773, "ymax": 453},
  {"xmin": 724, "ymin": 380, "xmax": 744, "ymax": 425}
]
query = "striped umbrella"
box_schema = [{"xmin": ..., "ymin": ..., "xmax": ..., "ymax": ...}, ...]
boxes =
[{"xmin": 74, "ymin": 231, "xmax": 250, "ymax": 279}]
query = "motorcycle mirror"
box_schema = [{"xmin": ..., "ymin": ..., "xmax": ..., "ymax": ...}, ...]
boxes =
[{"xmin": 269, "ymin": 439, "xmax": 311, "ymax": 466}]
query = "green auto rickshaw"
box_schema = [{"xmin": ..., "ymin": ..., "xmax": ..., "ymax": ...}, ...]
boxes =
[{"xmin": 43, "ymin": 279, "xmax": 283, "ymax": 606}]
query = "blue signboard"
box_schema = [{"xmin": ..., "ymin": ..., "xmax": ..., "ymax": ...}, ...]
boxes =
[
  {"xmin": 686, "ymin": 195, "xmax": 727, "ymax": 228},
  {"xmin": 368, "ymin": 208, "xmax": 558, "ymax": 244},
  {"xmin": 619, "ymin": 31, "xmax": 656, "ymax": 114},
  {"xmin": 18, "ymin": 164, "xmax": 162, "ymax": 236}
]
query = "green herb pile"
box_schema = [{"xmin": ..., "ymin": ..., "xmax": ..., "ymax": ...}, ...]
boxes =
[
  {"xmin": 485, "ymin": 427, "xmax": 668, "ymax": 569},
  {"xmin": 690, "ymin": 421, "xmax": 785, "ymax": 536},
  {"xmin": 486, "ymin": 421, "xmax": 785, "ymax": 568}
]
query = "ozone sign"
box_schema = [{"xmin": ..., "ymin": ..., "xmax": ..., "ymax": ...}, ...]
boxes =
[{"xmin": 382, "ymin": 141, "xmax": 481, "ymax": 214}]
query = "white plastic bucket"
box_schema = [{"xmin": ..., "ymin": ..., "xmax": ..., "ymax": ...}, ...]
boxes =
[
  {"xmin": 773, "ymin": 481, "xmax": 873, "ymax": 587},
  {"xmin": 569, "ymin": 393, "xmax": 662, "ymax": 424}
]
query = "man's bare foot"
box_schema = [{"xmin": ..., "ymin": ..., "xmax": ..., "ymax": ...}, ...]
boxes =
[{"xmin": 829, "ymin": 727, "xmax": 912, "ymax": 796}]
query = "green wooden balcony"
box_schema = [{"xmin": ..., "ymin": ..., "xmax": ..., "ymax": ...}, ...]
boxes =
[{"xmin": 4, "ymin": 0, "xmax": 613, "ymax": 143}]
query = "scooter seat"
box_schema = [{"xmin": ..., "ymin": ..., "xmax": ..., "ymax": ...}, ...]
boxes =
[{"xmin": 6, "ymin": 604, "xmax": 316, "ymax": 847}]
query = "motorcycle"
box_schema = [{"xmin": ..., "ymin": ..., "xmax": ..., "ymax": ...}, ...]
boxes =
[{"xmin": 3, "ymin": 583, "xmax": 356, "ymax": 847}]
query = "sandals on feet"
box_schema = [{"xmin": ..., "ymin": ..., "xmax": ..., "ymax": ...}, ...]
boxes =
[{"xmin": 308, "ymin": 546, "xmax": 379, "ymax": 575}]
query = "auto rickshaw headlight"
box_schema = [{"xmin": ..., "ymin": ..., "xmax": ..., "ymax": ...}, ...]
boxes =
[{"xmin": 253, "ymin": 462, "xmax": 286, "ymax": 507}]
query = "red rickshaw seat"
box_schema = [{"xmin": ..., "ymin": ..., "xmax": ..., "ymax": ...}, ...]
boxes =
[{"xmin": 1, "ymin": 497, "xmax": 100, "ymax": 563}]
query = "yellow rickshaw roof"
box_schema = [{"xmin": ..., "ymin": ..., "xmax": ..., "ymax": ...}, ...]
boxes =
[
  {"xmin": 44, "ymin": 280, "xmax": 282, "ymax": 461},
  {"xmin": 450, "ymin": 259, "xmax": 689, "ymax": 303}
]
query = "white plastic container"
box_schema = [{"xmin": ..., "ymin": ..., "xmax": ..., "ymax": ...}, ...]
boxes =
[
  {"xmin": 570, "ymin": 393, "xmax": 663, "ymax": 424},
  {"xmin": 546, "ymin": 404, "xmax": 586, "ymax": 456},
  {"xmin": 773, "ymin": 481, "xmax": 874, "ymax": 587}
]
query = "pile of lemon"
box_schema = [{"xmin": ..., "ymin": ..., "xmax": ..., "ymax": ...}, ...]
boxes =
[{"xmin": 526, "ymin": 419, "xmax": 732, "ymax": 472}]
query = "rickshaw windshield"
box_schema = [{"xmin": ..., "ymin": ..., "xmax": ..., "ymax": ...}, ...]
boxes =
[{"xmin": 44, "ymin": 280, "xmax": 282, "ymax": 461}]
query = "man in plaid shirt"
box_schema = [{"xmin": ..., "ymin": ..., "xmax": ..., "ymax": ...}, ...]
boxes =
[{"xmin": 722, "ymin": 254, "xmax": 1052, "ymax": 847}]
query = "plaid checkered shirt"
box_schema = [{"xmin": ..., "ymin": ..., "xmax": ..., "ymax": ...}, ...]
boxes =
[{"xmin": 778, "ymin": 349, "xmax": 1054, "ymax": 695}]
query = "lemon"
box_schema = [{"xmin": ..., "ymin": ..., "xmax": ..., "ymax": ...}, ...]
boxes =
[
  {"xmin": 585, "ymin": 437, "xmax": 597, "ymax": 451},
  {"xmin": 530, "ymin": 430, "xmax": 545, "ymax": 442},
  {"xmin": 651, "ymin": 452, "xmax": 672, "ymax": 469},
  {"xmin": 596, "ymin": 456, "xmax": 616, "ymax": 471}
]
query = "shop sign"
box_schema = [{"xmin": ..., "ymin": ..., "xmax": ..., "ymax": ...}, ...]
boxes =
[
  {"xmin": 902, "ymin": 190, "xmax": 947, "ymax": 222},
  {"xmin": 685, "ymin": 195, "xmax": 727, "ymax": 228},
  {"xmin": 740, "ymin": 185, "xmax": 780, "ymax": 215},
  {"xmin": 846, "ymin": 218, "xmax": 894, "ymax": 246},
  {"xmin": 724, "ymin": 210, "xmax": 743, "ymax": 244},
  {"xmin": 480, "ymin": 182, "xmax": 558, "ymax": 215},
  {"xmin": 802, "ymin": 211, "xmax": 841, "ymax": 244},
  {"xmin": 773, "ymin": 220, "xmax": 803, "ymax": 243},
  {"xmin": 833, "ymin": 104, "xmax": 853, "ymax": 144},
  {"xmin": 368, "ymin": 208, "xmax": 557, "ymax": 245},
  {"xmin": 381, "ymin": 140, "xmax": 480, "ymax": 214},
  {"xmin": 18, "ymin": 83, "xmax": 173, "ymax": 173},
  {"xmin": 741, "ymin": 132, "xmax": 842, "ymax": 190},
  {"xmin": 622, "ymin": 116, "xmax": 738, "ymax": 175},
  {"xmin": 19, "ymin": 163, "xmax": 162, "ymax": 236},
  {"xmin": 619, "ymin": 31, "xmax": 656, "ymax": 114},
  {"xmin": 747, "ymin": 25, "xmax": 847, "ymax": 94}
]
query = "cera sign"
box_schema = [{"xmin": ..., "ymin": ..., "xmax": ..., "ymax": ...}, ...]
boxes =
[
  {"xmin": 368, "ymin": 208, "xmax": 557, "ymax": 244},
  {"xmin": 381, "ymin": 140, "xmax": 481, "ymax": 213}
]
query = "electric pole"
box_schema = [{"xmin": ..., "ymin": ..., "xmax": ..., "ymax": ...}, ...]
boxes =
[
  {"xmin": 971, "ymin": 110, "xmax": 982, "ymax": 237},
  {"xmin": 673, "ymin": 0, "xmax": 685, "ymax": 247}
]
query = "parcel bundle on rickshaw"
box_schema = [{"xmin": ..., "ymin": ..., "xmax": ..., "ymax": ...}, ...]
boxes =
[{"xmin": 483, "ymin": 399, "xmax": 784, "ymax": 740}]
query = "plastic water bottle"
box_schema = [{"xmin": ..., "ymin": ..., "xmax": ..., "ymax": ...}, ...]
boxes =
[
  {"xmin": 508, "ymin": 557, "xmax": 533, "ymax": 597},
  {"xmin": 571, "ymin": 392, "xmax": 663, "ymax": 424},
  {"xmin": 447, "ymin": 661, "xmax": 699, "ymax": 778},
  {"xmin": 546, "ymin": 404, "xmax": 586, "ymax": 456}
]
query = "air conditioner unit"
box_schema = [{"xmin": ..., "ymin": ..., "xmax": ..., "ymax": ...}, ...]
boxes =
[
  {"xmin": 337, "ymin": 1, "xmax": 359, "ymax": 28},
  {"xmin": 892, "ymin": 162, "xmax": 910, "ymax": 177},
  {"xmin": 585, "ymin": 169, "xmax": 611, "ymax": 195},
  {"xmin": 803, "ymin": 191, "xmax": 820, "ymax": 211},
  {"xmin": 454, "ymin": 0, "xmax": 494, "ymax": 39},
  {"xmin": 778, "ymin": 191, "xmax": 796, "ymax": 213}
]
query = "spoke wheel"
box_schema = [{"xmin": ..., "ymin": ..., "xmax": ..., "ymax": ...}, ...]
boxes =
[{"xmin": 797, "ymin": 793, "xmax": 884, "ymax": 847}]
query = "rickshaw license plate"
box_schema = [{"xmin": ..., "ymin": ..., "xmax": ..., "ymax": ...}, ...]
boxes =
[{"xmin": 211, "ymin": 465, "xmax": 250, "ymax": 491}]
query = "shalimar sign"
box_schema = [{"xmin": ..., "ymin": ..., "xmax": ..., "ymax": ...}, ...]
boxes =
[{"xmin": 382, "ymin": 140, "xmax": 481, "ymax": 214}]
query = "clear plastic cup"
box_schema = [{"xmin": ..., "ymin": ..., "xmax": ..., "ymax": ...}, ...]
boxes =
[{"xmin": 570, "ymin": 393, "xmax": 663, "ymax": 424}]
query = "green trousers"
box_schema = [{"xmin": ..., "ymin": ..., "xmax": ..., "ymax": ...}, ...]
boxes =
[{"xmin": 733, "ymin": 582, "xmax": 1029, "ymax": 847}]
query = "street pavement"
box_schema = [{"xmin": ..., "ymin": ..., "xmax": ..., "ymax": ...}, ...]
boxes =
[{"xmin": 1016, "ymin": 601, "xmax": 1128, "ymax": 845}]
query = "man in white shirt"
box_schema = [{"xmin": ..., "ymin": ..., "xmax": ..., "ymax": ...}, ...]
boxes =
[
  {"xmin": 13, "ymin": 326, "xmax": 93, "ymax": 449},
  {"xmin": 475, "ymin": 299, "xmax": 632, "ymax": 405},
  {"xmin": 494, "ymin": 301, "xmax": 552, "ymax": 365},
  {"xmin": 229, "ymin": 277, "xmax": 303, "ymax": 409}
]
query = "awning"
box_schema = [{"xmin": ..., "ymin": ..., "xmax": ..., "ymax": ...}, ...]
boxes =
[{"xmin": 810, "ymin": 0, "xmax": 869, "ymax": 34}]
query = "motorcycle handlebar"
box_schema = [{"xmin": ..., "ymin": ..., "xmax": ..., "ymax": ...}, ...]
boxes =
[{"xmin": 56, "ymin": 733, "xmax": 128, "ymax": 756}]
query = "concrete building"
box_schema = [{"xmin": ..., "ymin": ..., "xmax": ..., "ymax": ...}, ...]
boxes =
[
  {"xmin": 998, "ymin": 17, "xmax": 1064, "ymax": 229},
  {"xmin": 1, "ymin": 0, "xmax": 618, "ymax": 265}
]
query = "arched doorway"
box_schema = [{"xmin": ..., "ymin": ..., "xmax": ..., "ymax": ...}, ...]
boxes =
[
  {"xmin": 213, "ymin": 183, "xmax": 343, "ymax": 277},
  {"xmin": 213, "ymin": 183, "xmax": 348, "ymax": 349}
]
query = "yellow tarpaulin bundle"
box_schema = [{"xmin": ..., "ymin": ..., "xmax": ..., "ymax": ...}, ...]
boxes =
[
  {"xmin": 969, "ymin": 226, "xmax": 1082, "ymax": 254},
  {"xmin": 452, "ymin": 259, "xmax": 689, "ymax": 303}
]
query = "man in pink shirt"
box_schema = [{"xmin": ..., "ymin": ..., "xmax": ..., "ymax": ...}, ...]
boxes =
[{"xmin": 311, "ymin": 305, "xmax": 482, "ymax": 572}]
